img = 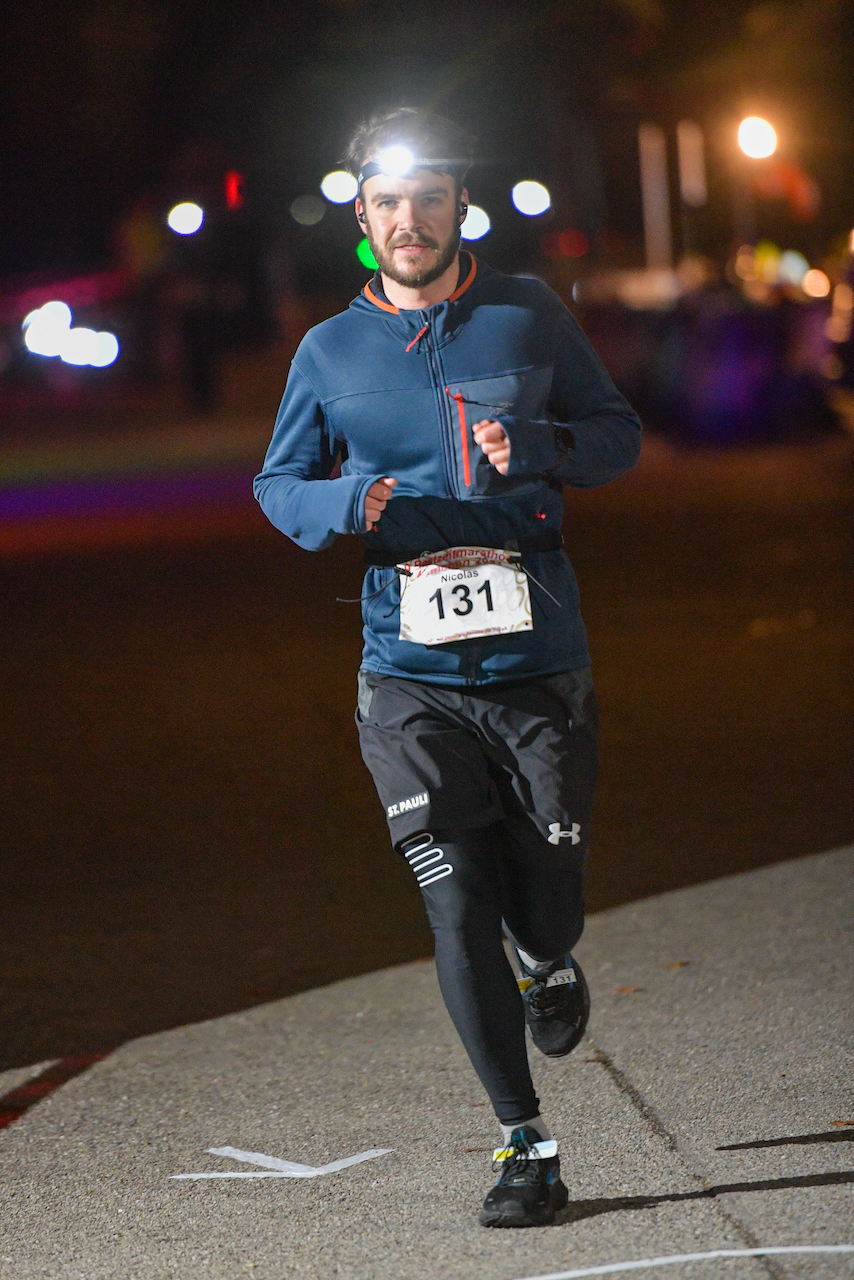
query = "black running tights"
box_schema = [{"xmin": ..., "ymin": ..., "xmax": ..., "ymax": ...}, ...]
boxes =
[{"xmin": 401, "ymin": 822, "xmax": 584, "ymax": 1125}]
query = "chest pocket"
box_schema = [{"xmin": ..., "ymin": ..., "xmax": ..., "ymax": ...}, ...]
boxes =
[{"xmin": 445, "ymin": 367, "xmax": 553, "ymax": 498}]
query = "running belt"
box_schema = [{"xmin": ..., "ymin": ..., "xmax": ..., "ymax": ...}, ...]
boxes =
[{"xmin": 363, "ymin": 531, "xmax": 564, "ymax": 567}]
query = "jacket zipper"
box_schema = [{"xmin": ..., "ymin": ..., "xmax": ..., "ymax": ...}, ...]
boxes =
[
  {"xmin": 420, "ymin": 314, "xmax": 478, "ymax": 679},
  {"xmin": 421, "ymin": 313, "xmax": 459, "ymax": 502}
]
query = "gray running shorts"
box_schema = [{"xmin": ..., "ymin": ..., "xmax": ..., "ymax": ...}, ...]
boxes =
[{"xmin": 355, "ymin": 667, "xmax": 598, "ymax": 864}]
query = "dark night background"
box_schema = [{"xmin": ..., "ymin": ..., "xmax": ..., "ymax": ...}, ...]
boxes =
[
  {"xmin": 3, "ymin": 0, "xmax": 853, "ymax": 280},
  {"xmin": 0, "ymin": 0, "xmax": 852, "ymax": 1073}
]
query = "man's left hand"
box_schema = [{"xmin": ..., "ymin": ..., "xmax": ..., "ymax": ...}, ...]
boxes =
[{"xmin": 473, "ymin": 419, "xmax": 510, "ymax": 475}]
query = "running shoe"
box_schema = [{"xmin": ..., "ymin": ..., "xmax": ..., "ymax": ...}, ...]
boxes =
[
  {"xmin": 479, "ymin": 1125, "xmax": 568, "ymax": 1227},
  {"xmin": 517, "ymin": 955, "xmax": 590, "ymax": 1057}
]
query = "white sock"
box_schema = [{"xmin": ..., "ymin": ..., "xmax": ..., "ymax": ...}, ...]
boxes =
[
  {"xmin": 499, "ymin": 1115, "xmax": 552, "ymax": 1146},
  {"xmin": 515, "ymin": 946, "xmax": 557, "ymax": 976}
]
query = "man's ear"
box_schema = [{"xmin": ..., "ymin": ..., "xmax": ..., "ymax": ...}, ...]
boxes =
[
  {"xmin": 459, "ymin": 186, "xmax": 470, "ymax": 223},
  {"xmin": 355, "ymin": 197, "xmax": 367, "ymax": 225}
]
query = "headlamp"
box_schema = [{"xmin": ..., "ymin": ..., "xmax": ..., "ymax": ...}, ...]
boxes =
[
  {"xmin": 375, "ymin": 145, "xmax": 415, "ymax": 176},
  {"xmin": 357, "ymin": 144, "xmax": 464, "ymax": 191}
]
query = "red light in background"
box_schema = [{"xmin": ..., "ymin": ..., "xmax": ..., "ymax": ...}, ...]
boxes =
[
  {"xmin": 749, "ymin": 158, "xmax": 820, "ymax": 222},
  {"xmin": 225, "ymin": 171, "xmax": 245, "ymax": 210},
  {"xmin": 541, "ymin": 228, "xmax": 589, "ymax": 259}
]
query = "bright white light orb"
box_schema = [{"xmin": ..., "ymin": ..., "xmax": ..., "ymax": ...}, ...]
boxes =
[
  {"xmin": 738, "ymin": 117, "xmax": 777, "ymax": 159},
  {"xmin": 290, "ymin": 195, "xmax": 326, "ymax": 225},
  {"xmin": 90, "ymin": 332, "xmax": 120, "ymax": 367},
  {"xmin": 320, "ymin": 170, "xmax": 358, "ymax": 203},
  {"xmin": 778, "ymin": 250, "xmax": 809, "ymax": 286},
  {"xmin": 23, "ymin": 301, "xmax": 73, "ymax": 357},
  {"xmin": 60, "ymin": 327, "xmax": 100, "ymax": 366},
  {"xmin": 511, "ymin": 181, "xmax": 551, "ymax": 217},
  {"xmin": 460, "ymin": 205, "xmax": 490, "ymax": 240},
  {"xmin": 25, "ymin": 321, "xmax": 64, "ymax": 357},
  {"xmin": 167, "ymin": 202, "xmax": 204, "ymax": 235},
  {"xmin": 378, "ymin": 145, "xmax": 414, "ymax": 176},
  {"xmin": 23, "ymin": 300, "xmax": 72, "ymax": 331},
  {"xmin": 802, "ymin": 268, "xmax": 830, "ymax": 298}
]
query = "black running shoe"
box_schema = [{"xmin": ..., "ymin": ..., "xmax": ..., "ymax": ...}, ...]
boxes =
[
  {"xmin": 479, "ymin": 1126, "xmax": 568, "ymax": 1228},
  {"xmin": 518, "ymin": 955, "xmax": 590, "ymax": 1058}
]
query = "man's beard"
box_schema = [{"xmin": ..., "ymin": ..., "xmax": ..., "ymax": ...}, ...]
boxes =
[{"xmin": 367, "ymin": 226, "xmax": 461, "ymax": 290}]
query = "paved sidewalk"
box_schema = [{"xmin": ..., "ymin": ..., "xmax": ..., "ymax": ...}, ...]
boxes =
[{"xmin": 1, "ymin": 848, "xmax": 851, "ymax": 1280}]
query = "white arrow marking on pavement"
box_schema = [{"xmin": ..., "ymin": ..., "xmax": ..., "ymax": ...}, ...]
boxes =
[
  {"xmin": 507, "ymin": 1244, "xmax": 854, "ymax": 1280},
  {"xmin": 207, "ymin": 1147, "xmax": 317, "ymax": 1173},
  {"xmin": 170, "ymin": 1144, "xmax": 394, "ymax": 1180}
]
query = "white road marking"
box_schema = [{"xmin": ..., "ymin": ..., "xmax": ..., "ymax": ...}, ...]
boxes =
[
  {"xmin": 0, "ymin": 1059, "xmax": 60, "ymax": 1100},
  {"xmin": 171, "ymin": 1144, "xmax": 394, "ymax": 1180},
  {"xmin": 507, "ymin": 1245, "xmax": 854, "ymax": 1280},
  {"xmin": 208, "ymin": 1146, "xmax": 316, "ymax": 1173}
]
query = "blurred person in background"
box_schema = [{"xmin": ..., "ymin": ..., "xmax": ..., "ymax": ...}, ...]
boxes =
[{"xmin": 255, "ymin": 107, "xmax": 641, "ymax": 1228}]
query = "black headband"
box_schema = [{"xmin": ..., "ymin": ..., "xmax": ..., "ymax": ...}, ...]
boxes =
[{"xmin": 357, "ymin": 159, "xmax": 465, "ymax": 191}]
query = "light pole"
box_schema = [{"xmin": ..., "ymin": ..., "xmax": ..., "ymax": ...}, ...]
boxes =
[
  {"xmin": 733, "ymin": 115, "xmax": 777, "ymax": 245},
  {"xmin": 676, "ymin": 120, "xmax": 707, "ymax": 257}
]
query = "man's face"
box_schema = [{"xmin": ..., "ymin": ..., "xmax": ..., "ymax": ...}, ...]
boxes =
[{"xmin": 356, "ymin": 168, "xmax": 466, "ymax": 290}]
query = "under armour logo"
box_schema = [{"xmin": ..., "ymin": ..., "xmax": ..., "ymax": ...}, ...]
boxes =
[{"xmin": 548, "ymin": 822, "xmax": 581, "ymax": 846}]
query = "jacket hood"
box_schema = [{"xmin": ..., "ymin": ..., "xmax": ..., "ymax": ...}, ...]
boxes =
[{"xmin": 348, "ymin": 252, "xmax": 487, "ymax": 335}]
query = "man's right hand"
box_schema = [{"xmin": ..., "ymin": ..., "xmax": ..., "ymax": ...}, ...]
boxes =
[{"xmin": 365, "ymin": 477, "xmax": 397, "ymax": 531}]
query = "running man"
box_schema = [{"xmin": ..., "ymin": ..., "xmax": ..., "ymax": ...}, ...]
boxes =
[{"xmin": 255, "ymin": 107, "xmax": 641, "ymax": 1227}]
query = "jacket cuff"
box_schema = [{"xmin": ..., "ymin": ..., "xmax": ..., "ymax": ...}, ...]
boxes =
[
  {"xmin": 496, "ymin": 416, "xmax": 568, "ymax": 477},
  {"xmin": 346, "ymin": 474, "xmax": 387, "ymax": 534}
]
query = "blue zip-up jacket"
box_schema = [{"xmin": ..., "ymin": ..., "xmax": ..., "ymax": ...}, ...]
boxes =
[{"xmin": 254, "ymin": 254, "xmax": 641, "ymax": 685}]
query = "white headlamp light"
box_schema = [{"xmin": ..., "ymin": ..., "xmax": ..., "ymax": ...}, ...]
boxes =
[
  {"xmin": 377, "ymin": 145, "xmax": 415, "ymax": 176},
  {"xmin": 357, "ymin": 145, "xmax": 462, "ymax": 191}
]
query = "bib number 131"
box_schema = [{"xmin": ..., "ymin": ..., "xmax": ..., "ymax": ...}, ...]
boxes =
[
  {"xmin": 398, "ymin": 555, "xmax": 533, "ymax": 646},
  {"xmin": 428, "ymin": 579, "xmax": 493, "ymax": 619}
]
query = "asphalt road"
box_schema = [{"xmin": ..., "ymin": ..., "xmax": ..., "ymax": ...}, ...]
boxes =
[
  {"xmin": 1, "ymin": 432, "xmax": 852, "ymax": 1071},
  {"xmin": 1, "ymin": 849, "xmax": 851, "ymax": 1280}
]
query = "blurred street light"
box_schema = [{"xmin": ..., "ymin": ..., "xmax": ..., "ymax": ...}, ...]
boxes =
[
  {"xmin": 460, "ymin": 205, "xmax": 490, "ymax": 240},
  {"xmin": 224, "ymin": 171, "xmax": 245, "ymax": 210},
  {"xmin": 321, "ymin": 171, "xmax": 358, "ymax": 203},
  {"xmin": 356, "ymin": 237, "xmax": 378, "ymax": 269},
  {"xmin": 802, "ymin": 268, "xmax": 830, "ymax": 298},
  {"xmin": 541, "ymin": 229, "xmax": 588, "ymax": 259},
  {"xmin": 511, "ymin": 181, "xmax": 551, "ymax": 216},
  {"xmin": 22, "ymin": 302, "xmax": 118, "ymax": 367},
  {"xmin": 90, "ymin": 332, "xmax": 120, "ymax": 367},
  {"xmin": 60, "ymin": 327, "xmax": 100, "ymax": 366},
  {"xmin": 778, "ymin": 250, "xmax": 810, "ymax": 286},
  {"xmin": 290, "ymin": 195, "xmax": 326, "ymax": 225},
  {"xmin": 23, "ymin": 300, "xmax": 71, "ymax": 330},
  {"xmin": 23, "ymin": 301, "xmax": 72, "ymax": 356},
  {"xmin": 167, "ymin": 202, "xmax": 204, "ymax": 235},
  {"xmin": 738, "ymin": 117, "xmax": 777, "ymax": 159}
]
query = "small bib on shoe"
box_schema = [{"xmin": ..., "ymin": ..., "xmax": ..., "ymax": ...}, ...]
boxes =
[{"xmin": 492, "ymin": 1139, "xmax": 558, "ymax": 1162}]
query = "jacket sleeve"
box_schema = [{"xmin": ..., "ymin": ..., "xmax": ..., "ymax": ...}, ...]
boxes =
[
  {"xmin": 253, "ymin": 360, "xmax": 384, "ymax": 551},
  {"xmin": 496, "ymin": 304, "xmax": 642, "ymax": 489}
]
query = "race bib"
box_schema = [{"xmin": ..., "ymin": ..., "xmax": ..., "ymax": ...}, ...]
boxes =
[{"xmin": 398, "ymin": 547, "xmax": 533, "ymax": 646}]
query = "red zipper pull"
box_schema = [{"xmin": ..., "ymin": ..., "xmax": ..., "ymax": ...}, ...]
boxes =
[
  {"xmin": 405, "ymin": 324, "xmax": 428, "ymax": 353},
  {"xmin": 445, "ymin": 387, "xmax": 472, "ymax": 488}
]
